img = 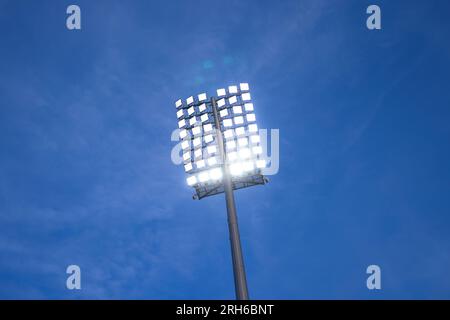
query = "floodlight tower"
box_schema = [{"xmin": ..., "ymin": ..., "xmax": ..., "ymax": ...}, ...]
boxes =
[{"xmin": 174, "ymin": 84, "xmax": 267, "ymax": 300}]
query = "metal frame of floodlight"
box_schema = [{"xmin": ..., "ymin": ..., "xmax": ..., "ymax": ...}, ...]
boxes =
[{"xmin": 174, "ymin": 84, "xmax": 268, "ymax": 300}]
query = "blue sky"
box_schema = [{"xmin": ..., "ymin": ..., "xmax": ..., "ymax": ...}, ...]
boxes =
[{"xmin": 1, "ymin": 0, "xmax": 450, "ymax": 299}]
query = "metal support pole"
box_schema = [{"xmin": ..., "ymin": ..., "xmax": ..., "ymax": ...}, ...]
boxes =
[{"xmin": 211, "ymin": 98, "xmax": 249, "ymax": 300}]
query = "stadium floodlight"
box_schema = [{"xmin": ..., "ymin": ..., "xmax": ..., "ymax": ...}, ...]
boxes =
[{"xmin": 172, "ymin": 83, "xmax": 268, "ymax": 300}]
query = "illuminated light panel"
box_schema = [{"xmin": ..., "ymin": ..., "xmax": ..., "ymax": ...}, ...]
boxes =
[
  {"xmin": 238, "ymin": 137, "xmax": 248, "ymax": 147},
  {"xmin": 198, "ymin": 103, "xmax": 207, "ymax": 112},
  {"xmin": 228, "ymin": 151, "xmax": 238, "ymax": 162},
  {"xmin": 181, "ymin": 141, "xmax": 190, "ymax": 150},
  {"xmin": 178, "ymin": 119, "xmax": 186, "ymax": 128},
  {"xmin": 252, "ymin": 146, "xmax": 263, "ymax": 154},
  {"xmin": 207, "ymin": 145, "xmax": 217, "ymax": 154},
  {"xmin": 204, "ymin": 123, "xmax": 213, "ymax": 133},
  {"xmin": 226, "ymin": 140, "xmax": 236, "ymax": 150},
  {"xmin": 204, "ymin": 134, "xmax": 214, "ymax": 143},
  {"xmin": 217, "ymin": 98, "xmax": 226, "ymax": 108},
  {"xmin": 246, "ymin": 113, "xmax": 256, "ymax": 122},
  {"xmin": 256, "ymin": 159, "xmax": 266, "ymax": 168},
  {"xmin": 243, "ymin": 161, "xmax": 254, "ymax": 172},
  {"xmin": 224, "ymin": 129, "xmax": 234, "ymax": 139},
  {"xmin": 192, "ymin": 126, "xmax": 201, "ymax": 136},
  {"xmin": 238, "ymin": 148, "xmax": 251, "ymax": 159},
  {"xmin": 241, "ymin": 93, "xmax": 251, "ymax": 101},
  {"xmin": 194, "ymin": 149, "xmax": 202, "ymax": 159},
  {"xmin": 229, "ymin": 163, "xmax": 243, "ymax": 176},
  {"xmin": 189, "ymin": 117, "xmax": 197, "ymax": 126},
  {"xmin": 207, "ymin": 157, "xmax": 217, "ymax": 166},
  {"xmin": 193, "ymin": 137, "xmax": 201, "ymax": 147},
  {"xmin": 233, "ymin": 105, "xmax": 242, "ymax": 114},
  {"xmin": 200, "ymin": 114, "xmax": 208, "ymax": 122},
  {"xmin": 223, "ymin": 119, "xmax": 233, "ymax": 127},
  {"xmin": 179, "ymin": 129, "xmax": 188, "ymax": 139},
  {"xmin": 217, "ymin": 88, "xmax": 226, "ymax": 97},
  {"xmin": 187, "ymin": 96, "xmax": 194, "ymax": 105},
  {"xmin": 240, "ymin": 83, "xmax": 249, "ymax": 91},
  {"xmin": 177, "ymin": 109, "xmax": 184, "ymax": 118},
  {"xmin": 228, "ymin": 85, "xmax": 238, "ymax": 94},
  {"xmin": 220, "ymin": 109, "xmax": 228, "ymax": 118},
  {"xmin": 184, "ymin": 163, "xmax": 193, "ymax": 172},
  {"xmin": 183, "ymin": 152, "xmax": 191, "ymax": 161},
  {"xmin": 244, "ymin": 103, "xmax": 254, "ymax": 111},
  {"xmin": 250, "ymin": 135, "xmax": 260, "ymax": 144},
  {"xmin": 209, "ymin": 168, "xmax": 223, "ymax": 180},
  {"xmin": 188, "ymin": 106, "xmax": 195, "ymax": 116},
  {"xmin": 187, "ymin": 176, "xmax": 197, "ymax": 186},
  {"xmin": 197, "ymin": 159, "xmax": 206, "ymax": 169},
  {"xmin": 235, "ymin": 127, "xmax": 245, "ymax": 136},
  {"xmin": 175, "ymin": 99, "xmax": 183, "ymax": 108},
  {"xmin": 228, "ymin": 96, "xmax": 237, "ymax": 105},
  {"xmin": 198, "ymin": 93, "xmax": 207, "ymax": 102},
  {"xmin": 248, "ymin": 124, "xmax": 258, "ymax": 132},
  {"xmin": 234, "ymin": 116, "xmax": 244, "ymax": 125},
  {"xmin": 198, "ymin": 171, "xmax": 209, "ymax": 182}
]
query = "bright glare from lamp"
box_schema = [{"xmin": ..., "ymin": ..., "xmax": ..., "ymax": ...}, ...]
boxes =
[
  {"xmin": 238, "ymin": 137, "xmax": 248, "ymax": 147},
  {"xmin": 198, "ymin": 171, "xmax": 210, "ymax": 182},
  {"xmin": 217, "ymin": 88, "xmax": 226, "ymax": 97},
  {"xmin": 197, "ymin": 159, "xmax": 206, "ymax": 169},
  {"xmin": 209, "ymin": 168, "xmax": 223, "ymax": 180},
  {"xmin": 187, "ymin": 176, "xmax": 197, "ymax": 186},
  {"xmin": 207, "ymin": 157, "xmax": 217, "ymax": 166},
  {"xmin": 187, "ymin": 96, "xmax": 194, "ymax": 105},
  {"xmin": 243, "ymin": 161, "xmax": 254, "ymax": 172},
  {"xmin": 217, "ymin": 98, "xmax": 226, "ymax": 108},
  {"xmin": 238, "ymin": 148, "xmax": 251, "ymax": 159},
  {"xmin": 252, "ymin": 146, "xmax": 262, "ymax": 154},
  {"xmin": 188, "ymin": 106, "xmax": 195, "ymax": 115},
  {"xmin": 228, "ymin": 151, "xmax": 238, "ymax": 162},
  {"xmin": 177, "ymin": 110, "xmax": 184, "ymax": 118},
  {"xmin": 198, "ymin": 93, "xmax": 207, "ymax": 101},
  {"xmin": 175, "ymin": 99, "xmax": 183, "ymax": 108},
  {"xmin": 229, "ymin": 163, "xmax": 243, "ymax": 176},
  {"xmin": 189, "ymin": 117, "xmax": 197, "ymax": 126},
  {"xmin": 256, "ymin": 159, "xmax": 266, "ymax": 168},
  {"xmin": 250, "ymin": 135, "xmax": 260, "ymax": 144},
  {"xmin": 244, "ymin": 103, "xmax": 254, "ymax": 111},
  {"xmin": 178, "ymin": 119, "xmax": 186, "ymax": 128},
  {"xmin": 226, "ymin": 140, "xmax": 236, "ymax": 150},
  {"xmin": 207, "ymin": 145, "xmax": 217, "ymax": 154},
  {"xmin": 199, "ymin": 103, "xmax": 207, "ymax": 112},
  {"xmin": 220, "ymin": 109, "xmax": 228, "ymax": 118}
]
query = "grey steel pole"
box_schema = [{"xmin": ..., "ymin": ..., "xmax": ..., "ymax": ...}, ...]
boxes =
[{"xmin": 211, "ymin": 97, "xmax": 249, "ymax": 300}]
